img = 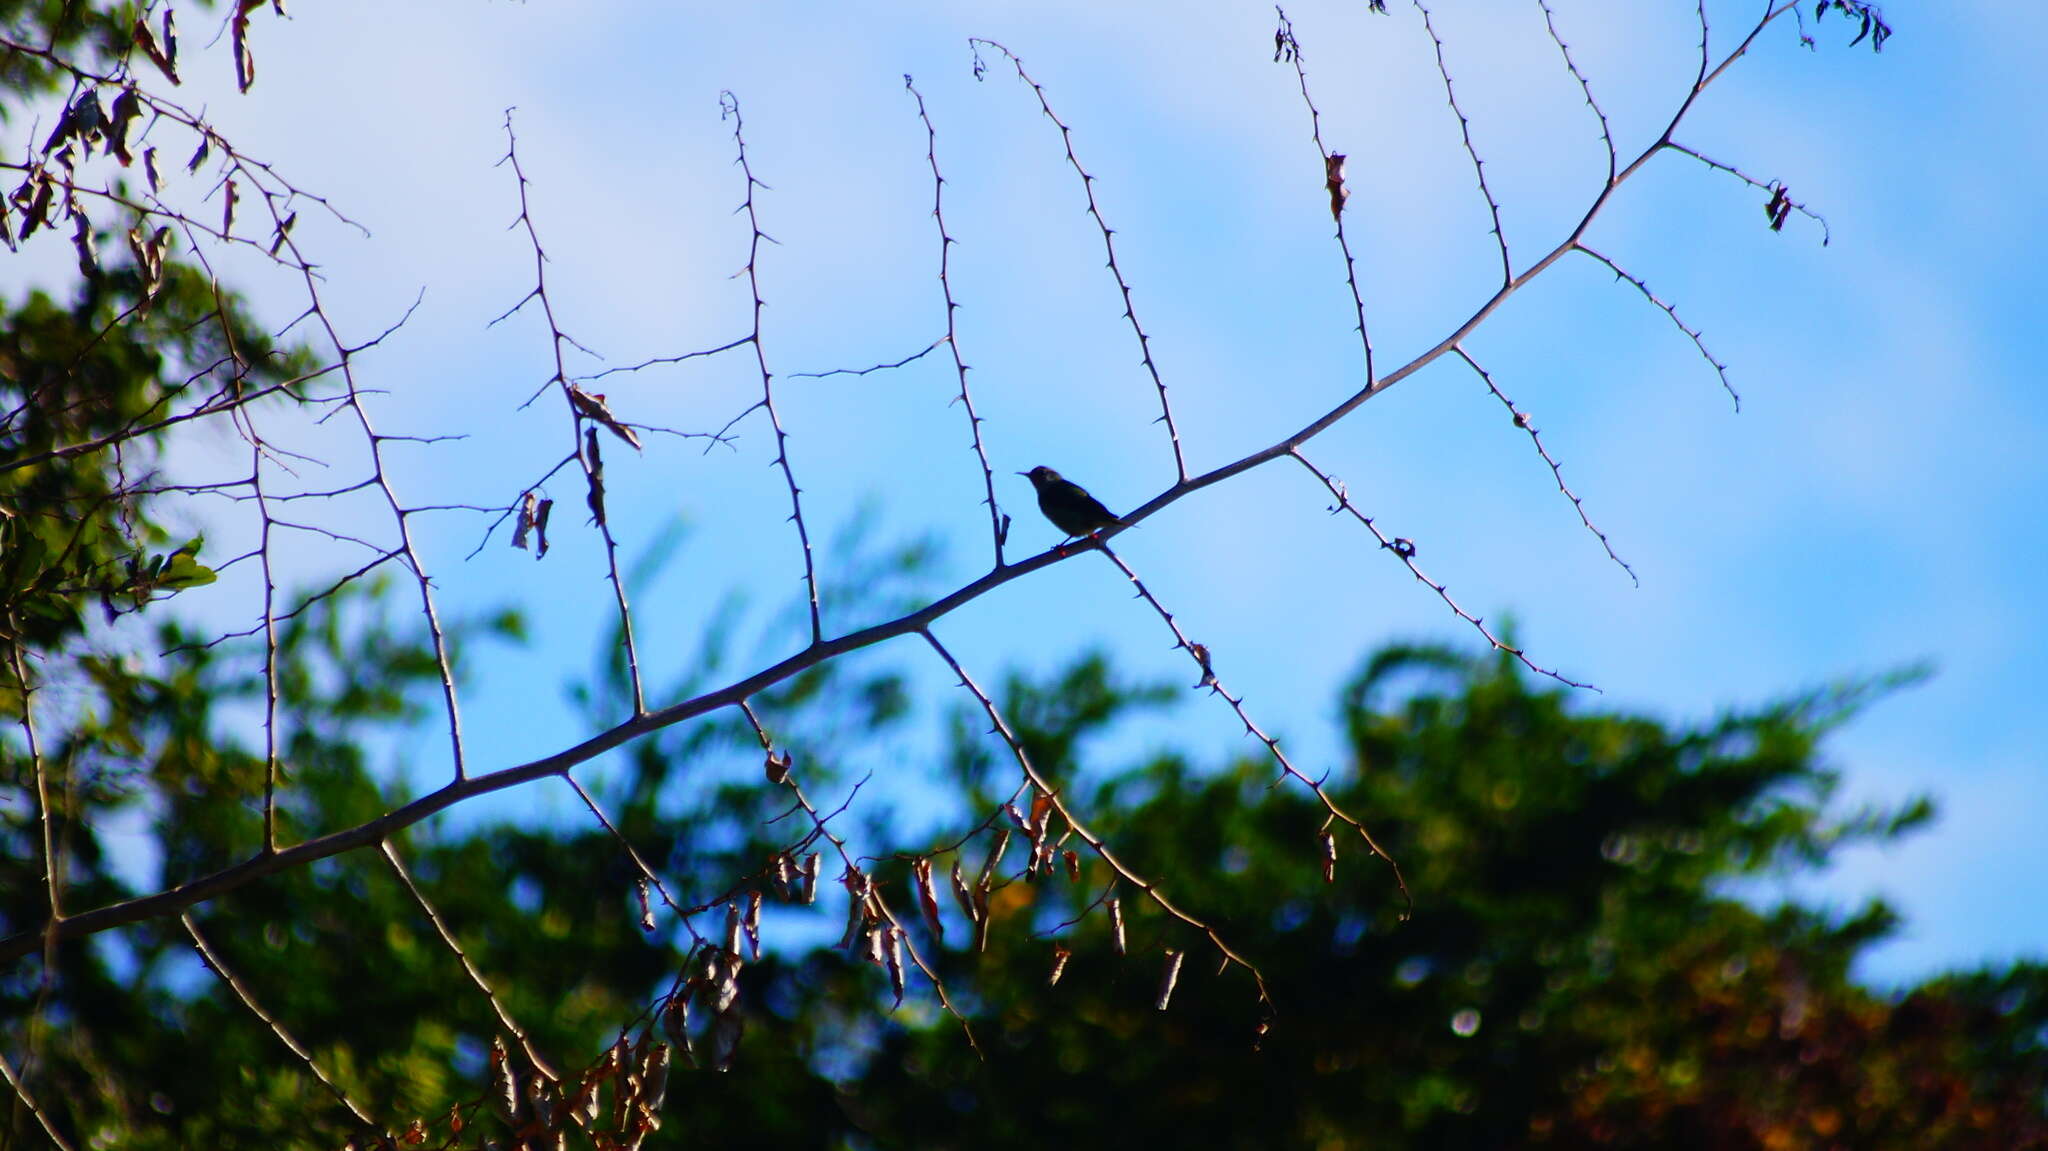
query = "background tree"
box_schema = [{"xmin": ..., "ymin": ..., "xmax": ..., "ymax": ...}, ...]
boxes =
[{"xmin": 9, "ymin": 1, "xmax": 2040, "ymax": 1148}]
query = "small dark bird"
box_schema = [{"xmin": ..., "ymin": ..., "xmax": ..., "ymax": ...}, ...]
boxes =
[{"xmin": 1019, "ymin": 466, "xmax": 1121, "ymax": 541}]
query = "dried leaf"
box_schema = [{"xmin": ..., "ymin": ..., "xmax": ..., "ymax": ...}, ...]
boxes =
[
  {"xmin": 1063, "ymin": 849, "xmax": 1081, "ymax": 883},
  {"xmin": 512, "ymin": 491, "xmax": 538, "ymax": 551},
  {"xmin": 636, "ymin": 877, "xmax": 655, "ymax": 932},
  {"xmin": 1320, "ymin": 829, "xmax": 1338, "ymax": 884},
  {"xmin": 885, "ymin": 926, "xmax": 906, "ymax": 1006},
  {"xmin": 107, "ymin": 87, "xmax": 142, "ymax": 166},
  {"xmin": 143, "ymin": 146, "xmax": 162, "ymax": 194},
  {"xmin": 709, "ymin": 1008, "xmax": 743, "ymax": 1072},
  {"xmin": 268, "ymin": 210, "xmax": 296, "ymax": 257},
  {"xmin": 639, "ymin": 1043, "xmax": 670, "ymax": 1114},
  {"xmin": 222, "ymin": 177, "xmax": 237, "ymax": 238},
  {"xmin": 584, "ymin": 428, "xmax": 607, "ymax": 526},
  {"xmin": 569, "ymin": 385, "xmax": 643, "ymax": 451},
  {"xmin": 232, "ymin": 0, "xmax": 262, "ymax": 92},
  {"xmin": 531, "ymin": 497, "xmax": 553, "ymax": 557},
  {"xmin": 1156, "ymin": 949, "xmax": 1185, "ymax": 1011},
  {"xmin": 1325, "ymin": 152, "xmax": 1350, "ymax": 221},
  {"xmin": 1047, "ymin": 942, "xmax": 1072, "ymax": 988},
  {"xmin": 489, "ymin": 1037, "xmax": 521, "ymax": 1124},
  {"xmin": 661, "ymin": 984, "xmax": 696, "ymax": 1068},
  {"xmin": 71, "ymin": 210, "xmax": 99, "ymax": 278},
  {"xmin": 133, "ymin": 17, "xmax": 180, "ymax": 84},
  {"xmin": 911, "ymin": 858, "xmax": 944, "ymax": 940},
  {"xmin": 978, "ymin": 828, "xmax": 1010, "ymax": 884},
  {"xmin": 1109, "ymin": 897, "xmax": 1125, "ymax": 955},
  {"xmin": 838, "ymin": 872, "xmax": 870, "ymax": 950},
  {"xmin": 799, "ymin": 852, "xmax": 819, "ymax": 904},
  {"xmin": 949, "ymin": 858, "xmax": 977, "ymax": 926},
  {"xmin": 743, "ymin": 890, "xmax": 762, "ymax": 959}
]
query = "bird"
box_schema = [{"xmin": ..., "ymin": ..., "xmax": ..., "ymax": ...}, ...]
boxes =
[{"xmin": 1019, "ymin": 466, "xmax": 1121, "ymax": 542}]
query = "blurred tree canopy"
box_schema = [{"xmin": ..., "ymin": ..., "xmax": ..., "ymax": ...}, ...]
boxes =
[{"xmin": 5, "ymin": 339, "xmax": 2044, "ymax": 1146}]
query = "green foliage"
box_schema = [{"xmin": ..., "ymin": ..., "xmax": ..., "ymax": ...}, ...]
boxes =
[
  {"xmin": 815, "ymin": 647, "xmax": 2044, "ymax": 1150},
  {"xmin": 1, "ymin": 266, "xmax": 300, "ymax": 650}
]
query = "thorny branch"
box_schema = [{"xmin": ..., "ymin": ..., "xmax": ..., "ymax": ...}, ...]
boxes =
[
  {"xmin": 1407, "ymin": 0, "xmax": 1513, "ymax": 287},
  {"xmin": 1289, "ymin": 448, "xmax": 1596, "ymax": 690},
  {"xmin": 497, "ymin": 111, "xmax": 648, "ymax": 714},
  {"xmin": 721, "ymin": 91, "xmax": 825, "ymax": 645},
  {"xmin": 379, "ymin": 840, "xmax": 562, "ymax": 1083},
  {"xmin": 1094, "ymin": 543, "xmax": 1412, "ymax": 912},
  {"xmin": 1452, "ymin": 344, "xmax": 1636, "ymax": 584},
  {"xmin": 970, "ymin": 38, "xmax": 1190, "ymax": 485},
  {"xmin": 181, "ymin": 912, "xmax": 378, "ymax": 1130},
  {"xmin": 1274, "ymin": 9, "xmax": 1377, "ymax": 385},
  {"xmin": 920, "ymin": 627, "xmax": 1274, "ymax": 1017},
  {"xmin": 906, "ymin": 75, "xmax": 1009, "ymax": 566}
]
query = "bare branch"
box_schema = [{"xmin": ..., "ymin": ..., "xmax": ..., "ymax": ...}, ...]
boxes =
[
  {"xmin": 1289, "ymin": 449, "xmax": 1596, "ymax": 690},
  {"xmin": 181, "ymin": 912, "xmax": 377, "ymax": 1130},
  {"xmin": 1574, "ymin": 242, "xmax": 1737, "ymax": 409},
  {"xmin": 1093, "ymin": 542, "xmax": 1412, "ymax": 910},
  {"xmin": 906, "ymin": 75, "xmax": 1009, "ymax": 566},
  {"xmin": 921, "ymin": 627, "xmax": 1274, "ymax": 1018},
  {"xmin": 970, "ymin": 39, "xmax": 1190, "ymax": 484},
  {"xmin": 1451, "ymin": 344, "xmax": 1636, "ymax": 584},
  {"xmin": 722, "ymin": 91, "xmax": 825, "ymax": 645}
]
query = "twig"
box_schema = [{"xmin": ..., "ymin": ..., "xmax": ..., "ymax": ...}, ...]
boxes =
[
  {"xmin": 921, "ymin": 627, "xmax": 1274, "ymax": 1015},
  {"xmin": 789, "ymin": 336, "xmax": 946, "ymax": 379},
  {"xmin": 907, "ymin": 76, "xmax": 1008, "ymax": 566},
  {"xmin": 1574, "ymin": 242, "xmax": 1737, "ymax": 409},
  {"xmin": 499, "ymin": 110, "xmax": 648, "ymax": 713},
  {"xmin": 181, "ymin": 912, "xmax": 377, "ymax": 1130},
  {"xmin": 1274, "ymin": 9, "xmax": 1377, "ymax": 384},
  {"xmin": 1409, "ymin": 0, "xmax": 1512, "ymax": 287},
  {"xmin": 379, "ymin": 840, "xmax": 561, "ymax": 1082},
  {"xmin": 723, "ymin": 91, "xmax": 824, "ymax": 644},
  {"xmin": 1289, "ymin": 449, "xmax": 1596, "ymax": 689},
  {"xmin": 1094, "ymin": 543, "xmax": 1412, "ymax": 912},
  {"xmin": 1452, "ymin": 344, "xmax": 1636, "ymax": 584},
  {"xmin": 970, "ymin": 39, "xmax": 1189, "ymax": 484}
]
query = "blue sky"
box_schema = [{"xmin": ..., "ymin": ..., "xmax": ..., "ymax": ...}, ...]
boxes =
[{"xmin": 10, "ymin": 1, "xmax": 2041, "ymax": 985}]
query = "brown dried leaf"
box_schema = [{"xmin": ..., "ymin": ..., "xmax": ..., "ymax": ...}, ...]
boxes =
[
  {"xmin": 232, "ymin": 0, "xmax": 261, "ymax": 92},
  {"xmin": 513, "ymin": 491, "xmax": 539, "ymax": 552},
  {"xmin": 949, "ymin": 858, "xmax": 977, "ymax": 926},
  {"xmin": 744, "ymin": 890, "xmax": 762, "ymax": 959},
  {"xmin": 1109, "ymin": 897, "xmax": 1125, "ymax": 955},
  {"xmin": 1156, "ymin": 949, "xmax": 1185, "ymax": 1011},
  {"xmin": 71, "ymin": 210, "xmax": 98, "ymax": 278},
  {"xmin": 569, "ymin": 385, "xmax": 644, "ymax": 451},
  {"xmin": 885, "ymin": 926, "xmax": 906, "ymax": 1006},
  {"xmin": 912, "ymin": 858, "xmax": 944, "ymax": 940},
  {"xmin": 133, "ymin": 18, "xmax": 180, "ymax": 84},
  {"xmin": 584, "ymin": 428, "xmax": 607, "ymax": 526},
  {"xmin": 1047, "ymin": 942, "xmax": 1072, "ymax": 988},
  {"xmin": 489, "ymin": 1037, "xmax": 521, "ymax": 1124},
  {"xmin": 799, "ymin": 852, "xmax": 819, "ymax": 904}
]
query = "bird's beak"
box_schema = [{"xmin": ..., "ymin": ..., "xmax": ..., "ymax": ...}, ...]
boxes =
[{"xmin": 1015, "ymin": 470, "xmax": 1031, "ymax": 477}]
